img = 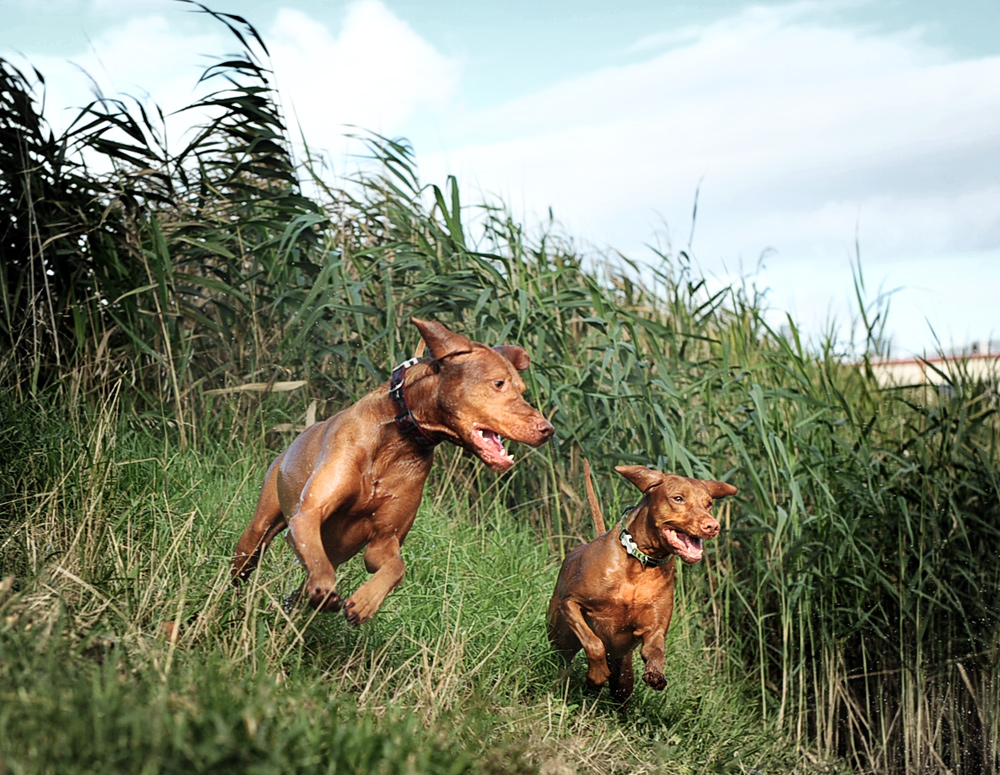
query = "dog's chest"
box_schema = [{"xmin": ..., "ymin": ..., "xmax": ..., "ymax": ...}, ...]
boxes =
[
  {"xmin": 615, "ymin": 572, "xmax": 672, "ymax": 611},
  {"xmin": 587, "ymin": 567, "xmax": 674, "ymax": 629},
  {"xmin": 585, "ymin": 573, "xmax": 674, "ymax": 651}
]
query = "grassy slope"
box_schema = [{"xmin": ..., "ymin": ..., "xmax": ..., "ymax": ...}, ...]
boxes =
[
  {"xmin": 4, "ymin": 10, "xmax": 999, "ymax": 770},
  {"xmin": 0, "ymin": 394, "xmax": 821, "ymax": 775}
]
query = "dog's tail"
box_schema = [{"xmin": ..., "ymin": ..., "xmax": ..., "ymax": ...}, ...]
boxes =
[{"xmin": 583, "ymin": 458, "xmax": 606, "ymax": 535}]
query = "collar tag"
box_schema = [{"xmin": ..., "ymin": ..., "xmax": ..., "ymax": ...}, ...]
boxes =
[{"xmin": 618, "ymin": 506, "xmax": 668, "ymax": 567}]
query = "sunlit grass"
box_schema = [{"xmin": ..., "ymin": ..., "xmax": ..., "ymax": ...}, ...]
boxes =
[
  {"xmin": 1, "ymin": 4, "xmax": 998, "ymax": 772},
  {"xmin": 0, "ymin": 395, "xmax": 804, "ymax": 775}
]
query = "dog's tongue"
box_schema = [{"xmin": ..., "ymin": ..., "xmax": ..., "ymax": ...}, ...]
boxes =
[
  {"xmin": 477, "ymin": 428, "xmax": 514, "ymax": 471},
  {"xmin": 482, "ymin": 429, "xmax": 504, "ymax": 451},
  {"xmin": 665, "ymin": 529, "xmax": 704, "ymax": 563}
]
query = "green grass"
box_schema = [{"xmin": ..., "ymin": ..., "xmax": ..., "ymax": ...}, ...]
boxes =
[
  {"xmin": 0, "ymin": 393, "xmax": 814, "ymax": 775},
  {"xmin": 3, "ymin": 5, "xmax": 999, "ymax": 771}
]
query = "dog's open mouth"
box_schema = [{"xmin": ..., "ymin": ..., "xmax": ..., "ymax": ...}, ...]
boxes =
[
  {"xmin": 664, "ymin": 528, "xmax": 704, "ymax": 564},
  {"xmin": 471, "ymin": 426, "xmax": 515, "ymax": 472}
]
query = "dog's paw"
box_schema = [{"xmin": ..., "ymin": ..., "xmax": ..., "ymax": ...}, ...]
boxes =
[
  {"xmin": 642, "ymin": 670, "xmax": 668, "ymax": 691},
  {"xmin": 343, "ymin": 599, "xmax": 368, "ymax": 626},
  {"xmin": 343, "ymin": 593, "xmax": 383, "ymax": 626},
  {"xmin": 584, "ymin": 676, "xmax": 608, "ymax": 691},
  {"xmin": 305, "ymin": 583, "xmax": 343, "ymax": 612},
  {"xmin": 230, "ymin": 553, "xmax": 259, "ymax": 586},
  {"xmin": 585, "ymin": 664, "xmax": 611, "ymax": 689}
]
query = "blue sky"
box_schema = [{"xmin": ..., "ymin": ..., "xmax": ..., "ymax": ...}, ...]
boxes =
[{"xmin": 5, "ymin": 0, "xmax": 999, "ymax": 356}]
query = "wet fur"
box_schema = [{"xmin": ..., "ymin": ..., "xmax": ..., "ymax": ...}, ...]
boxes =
[
  {"xmin": 232, "ymin": 318, "xmax": 554, "ymax": 625},
  {"xmin": 547, "ymin": 463, "xmax": 737, "ymax": 705}
]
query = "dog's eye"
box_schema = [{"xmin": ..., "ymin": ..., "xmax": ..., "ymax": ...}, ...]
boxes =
[
  {"xmin": 673, "ymin": 495, "xmax": 684, "ymax": 503},
  {"xmin": 493, "ymin": 380, "xmax": 505, "ymax": 390}
]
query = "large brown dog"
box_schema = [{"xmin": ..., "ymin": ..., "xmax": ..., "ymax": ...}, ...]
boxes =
[
  {"xmin": 547, "ymin": 462, "xmax": 737, "ymax": 704},
  {"xmin": 232, "ymin": 318, "xmax": 554, "ymax": 625}
]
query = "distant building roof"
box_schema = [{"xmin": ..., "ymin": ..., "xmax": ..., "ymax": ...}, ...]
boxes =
[{"xmin": 869, "ymin": 340, "xmax": 1000, "ymax": 388}]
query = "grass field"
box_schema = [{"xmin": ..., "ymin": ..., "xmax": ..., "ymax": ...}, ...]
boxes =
[
  {"xmin": 2, "ymin": 6, "xmax": 998, "ymax": 771},
  {"xmin": 1, "ymin": 394, "xmax": 813, "ymax": 775}
]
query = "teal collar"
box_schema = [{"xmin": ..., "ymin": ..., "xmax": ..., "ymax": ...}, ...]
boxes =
[{"xmin": 618, "ymin": 506, "xmax": 669, "ymax": 567}]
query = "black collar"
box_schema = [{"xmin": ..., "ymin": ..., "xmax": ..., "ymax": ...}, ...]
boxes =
[{"xmin": 388, "ymin": 358, "xmax": 438, "ymax": 448}]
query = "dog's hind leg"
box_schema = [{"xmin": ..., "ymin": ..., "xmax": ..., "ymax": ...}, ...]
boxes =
[
  {"xmin": 231, "ymin": 456, "xmax": 287, "ymax": 583},
  {"xmin": 546, "ymin": 596, "xmax": 583, "ymax": 664},
  {"xmin": 607, "ymin": 653, "xmax": 635, "ymax": 707}
]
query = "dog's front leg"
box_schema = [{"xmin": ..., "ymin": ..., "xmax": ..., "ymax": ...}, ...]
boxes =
[
  {"xmin": 559, "ymin": 599, "xmax": 611, "ymax": 688},
  {"xmin": 638, "ymin": 632, "xmax": 668, "ymax": 690},
  {"xmin": 285, "ymin": 471, "xmax": 355, "ymax": 612},
  {"xmin": 287, "ymin": 505, "xmax": 344, "ymax": 611},
  {"xmin": 344, "ymin": 536, "xmax": 405, "ymax": 625}
]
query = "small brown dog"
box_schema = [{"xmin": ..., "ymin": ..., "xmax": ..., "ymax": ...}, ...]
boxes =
[
  {"xmin": 232, "ymin": 317, "xmax": 554, "ymax": 625},
  {"xmin": 547, "ymin": 461, "xmax": 737, "ymax": 704}
]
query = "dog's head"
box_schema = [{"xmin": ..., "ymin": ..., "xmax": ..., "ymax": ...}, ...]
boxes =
[
  {"xmin": 615, "ymin": 465, "xmax": 737, "ymax": 564},
  {"xmin": 409, "ymin": 318, "xmax": 554, "ymax": 472}
]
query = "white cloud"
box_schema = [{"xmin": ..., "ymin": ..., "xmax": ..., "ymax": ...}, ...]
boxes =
[
  {"xmin": 411, "ymin": 3, "xmax": 1000, "ymax": 354},
  {"xmin": 8, "ymin": 0, "xmax": 996, "ymax": 354},
  {"xmin": 17, "ymin": 0, "xmax": 461, "ymax": 166},
  {"xmin": 23, "ymin": 11, "xmax": 224, "ymax": 137},
  {"xmin": 267, "ymin": 0, "xmax": 461, "ymax": 165}
]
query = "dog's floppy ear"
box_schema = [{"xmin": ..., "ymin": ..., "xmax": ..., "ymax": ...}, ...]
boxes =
[
  {"xmin": 411, "ymin": 318, "xmax": 474, "ymax": 359},
  {"xmin": 704, "ymin": 480, "xmax": 738, "ymax": 499},
  {"xmin": 493, "ymin": 345, "xmax": 530, "ymax": 371},
  {"xmin": 615, "ymin": 465, "xmax": 664, "ymax": 493}
]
